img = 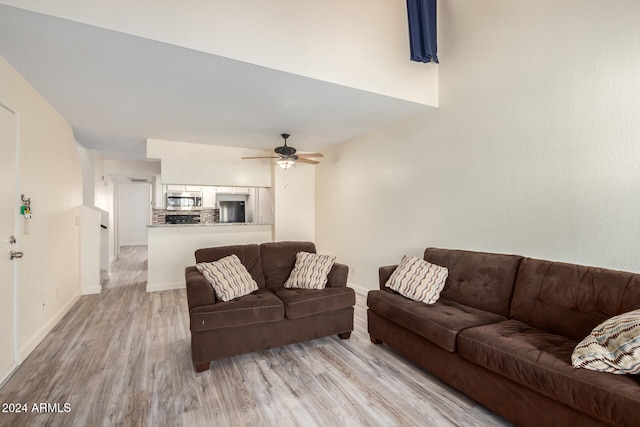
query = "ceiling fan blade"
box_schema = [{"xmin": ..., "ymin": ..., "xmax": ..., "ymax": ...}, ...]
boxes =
[
  {"xmin": 242, "ymin": 156, "xmax": 280, "ymax": 159},
  {"xmin": 296, "ymin": 153, "xmax": 324, "ymax": 158},
  {"xmin": 295, "ymin": 158, "xmax": 320, "ymax": 165}
]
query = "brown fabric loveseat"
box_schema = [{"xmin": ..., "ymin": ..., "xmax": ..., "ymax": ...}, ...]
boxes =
[
  {"xmin": 185, "ymin": 241, "xmax": 355, "ymax": 372},
  {"xmin": 367, "ymin": 247, "xmax": 640, "ymax": 427}
]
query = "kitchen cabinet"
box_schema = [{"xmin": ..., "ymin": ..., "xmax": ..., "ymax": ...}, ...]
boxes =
[
  {"xmin": 215, "ymin": 186, "xmax": 250, "ymax": 194},
  {"xmin": 165, "ymin": 185, "xmax": 203, "ymax": 192},
  {"xmin": 215, "ymin": 186, "xmax": 234, "ymax": 194},
  {"xmin": 202, "ymin": 186, "xmax": 216, "ymax": 208},
  {"xmin": 162, "ymin": 185, "xmax": 254, "ymax": 209}
]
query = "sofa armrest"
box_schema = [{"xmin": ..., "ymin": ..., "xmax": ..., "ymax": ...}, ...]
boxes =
[
  {"xmin": 326, "ymin": 262, "xmax": 349, "ymax": 288},
  {"xmin": 185, "ymin": 266, "xmax": 217, "ymax": 310},
  {"xmin": 378, "ymin": 265, "xmax": 398, "ymax": 289}
]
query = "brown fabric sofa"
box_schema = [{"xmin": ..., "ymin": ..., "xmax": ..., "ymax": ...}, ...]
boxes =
[
  {"xmin": 185, "ymin": 241, "xmax": 355, "ymax": 372},
  {"xmin": 367, "ymin": 248, "xmax": 640, "ymax": 427}
]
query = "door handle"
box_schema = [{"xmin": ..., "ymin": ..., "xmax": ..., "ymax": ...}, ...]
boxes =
[{"xmin": 9, "ymin": 251, "xmax": 23, "ymax": 260}]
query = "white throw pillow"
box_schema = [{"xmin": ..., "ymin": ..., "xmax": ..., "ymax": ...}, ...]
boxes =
[
  {"xmin": 196, "ymin": 254, "xmax": 258, "ymax": 302},
  {"xmin": 284, "ymin": 252, "xmax": 336, "ymax": 290},
  {"xmin": 571, "ymin": 309, "xmax": 640, "ymax": 374},
  {"xmin": 386, "ymin": 255, "xmax": 448, "ymax": 304}
]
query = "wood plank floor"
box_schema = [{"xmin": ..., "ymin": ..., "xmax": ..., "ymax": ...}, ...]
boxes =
[{"xmin": 0, "ymin": 246, "xmax": 511, "ymax": 427}]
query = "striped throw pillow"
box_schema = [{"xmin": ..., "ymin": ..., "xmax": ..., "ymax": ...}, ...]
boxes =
[
  {"xmin": 571, "ymin": 309, "xmax": 640, "ymax": 374},
  {"xmin": 284, "ymin": 252, "xmax": 336, "ymax": 290},
  {"xmin": 196, "ymin": 254, "xmax": 258, "ymax": 302},
  {"xmin": 386, "ymin": 255, "xmax": 448, "ymax": 304}
]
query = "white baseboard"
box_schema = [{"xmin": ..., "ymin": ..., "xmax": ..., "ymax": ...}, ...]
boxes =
[
  {"xmin": 146, "ymin": 281, "xmax": 185, "ymax": 293},
  {"xmin": 81, "ymin": 285, "xmax": 102, "ymax": 295},
  {"xmin": 0, "ymin": 363, "xmax": 18, "ymax": 388},
  {"xmin": 349, "ymin": 283, "xmax": 369, "ymax": 296},
  {"xmin": 19, "ymin": 292, "xmax": 81, "ymax": 362}
]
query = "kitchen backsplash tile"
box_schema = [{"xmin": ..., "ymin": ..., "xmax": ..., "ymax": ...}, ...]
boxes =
[{"xmin": 152, "ymin": 208, "xmax": 219, "ymax": 224}]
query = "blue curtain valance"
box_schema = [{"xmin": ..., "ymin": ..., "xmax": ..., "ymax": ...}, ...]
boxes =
[{"xmin": 406, "ymin": 0, "xmax": 438, "ymax": 64}]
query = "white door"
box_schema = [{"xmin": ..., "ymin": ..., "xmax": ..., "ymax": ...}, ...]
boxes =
[
  {"xmin": 0, "ymin": 103, "xmax": 18, "ymax": 383},
  {"xmin": 117, "ymin": 183, "xmax": 151, "ymax": 247}
]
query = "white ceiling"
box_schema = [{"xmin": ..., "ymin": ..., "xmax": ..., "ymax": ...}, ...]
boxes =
[{"xmin": 0, "ymin": 5, "xmax": 431, "ymax": 160}]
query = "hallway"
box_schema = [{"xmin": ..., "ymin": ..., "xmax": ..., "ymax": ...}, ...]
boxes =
[{"xmin": 0, "ymin": 245, "xmax": 189, "ymax": 426}]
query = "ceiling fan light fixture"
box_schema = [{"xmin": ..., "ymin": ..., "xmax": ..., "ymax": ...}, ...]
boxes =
[
  {"xmin": 242, "ymin": 133, "xmax": 323, "ymax": 169},
  {"xmin": 276, "ymin": 158, "xmax": 295, "ymax": 170}
]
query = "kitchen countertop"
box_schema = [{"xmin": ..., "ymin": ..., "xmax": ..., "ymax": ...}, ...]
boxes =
[{"xmin": 147, "ymin": 222, "xmax": 273, "ymax": 228}]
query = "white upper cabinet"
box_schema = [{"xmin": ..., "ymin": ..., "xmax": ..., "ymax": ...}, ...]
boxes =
[
  {"xmin": 216, "ymin": 186, "xmax": 250, "ymax": 194},
  {"xmin": 202, "ymin": 186, "xmax": 216, "ymax": 208},
  {"xmin": 165, "ymin": 185, "xmax": 203, "ymax": 192}
]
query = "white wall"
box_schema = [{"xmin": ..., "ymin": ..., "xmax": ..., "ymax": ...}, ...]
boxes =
[
  {"xmin": 117, "ymin": 183, "xmax": 151, "ymax": 246},
  {"xmin": 103, "ymin": 158, "xmax": 160, "ymax": 180},
  {"xmin": 0, "ymin": 0, "xmax": 437, "ymax": 105},
  {"xmin": 79, "ymin": 205, "xmax": 101, "ymax": 294},
  {"xmin": 147, "ymin": 138, "xmax": 272, "ymax": 187},
  {"xmin": 316, "ymin": 0, "xmax": 640, "ymax": 294},
  {"xmin": 0, "ymin": 54, "xmax": 83, "ymax": 359},
  {"xmin": 258, "ymin": 187, "xmax": 275, "ymax": 226},
  {"xmin": 274, "ymin": 165, "xmax": 315, "ymax": 242},
  {"xmin": 76, "ymin": 144, "xmax": 96, "ymax": 206}
]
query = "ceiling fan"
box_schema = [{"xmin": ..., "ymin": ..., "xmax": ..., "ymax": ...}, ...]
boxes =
[{"xmin": 242, "ymin": 134, "xmax": 324, "ymax": 169}]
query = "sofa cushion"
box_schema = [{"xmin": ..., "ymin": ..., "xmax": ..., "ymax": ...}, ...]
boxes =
[
  {"xmin": 189, "ymin": 288, "xmax": 284, "ymax": 332},
  {"xmin": 367, "ymin": 289, "xmax": 507, "ymax": 352},
  {"xmin": 195, "ymin": 244, "xmax": 265, "ymax": 288},
  {"xmin": 572, "ymin": 309, "xmax": 640, "ymax": 374},
  {"xmin": 423, "ymin": 248, "xmax": 523, "ymax": 317},
  {"xmin": 196, "ymin": 255, "xmax": 259, "ymax": 302},
  {"xmin": 326, "ymin": 262, "xmax": 349, "ymax": 289},
  {"xmin": 271, "ymin": 286, "xmax": 355, "ymax": 319},
  {"xmin": 510, "ymin": 257, "xmax": 640, "ymax": 341},
  {"xmin": 386, "ymin": 256, "xmax": 448, "ymax": 304},
  {"xmin": 457, "ymin": 319, "xmax": 640, "ymax": 427},
  {"xmin": 284, "ymin": 251, "xmax": 336, "ymax": 290},
  {"xmin": 185, "ymin": 266, "xmax": 217, "ymax": 309},
  {"xmin": 260, "ymin": 241, "xmax": 317, "ymax": 288}
]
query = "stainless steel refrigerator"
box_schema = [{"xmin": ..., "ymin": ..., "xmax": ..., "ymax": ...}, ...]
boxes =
[{"xmin": 219, "ymin": 201, "xmax": 246, "ymax": 223}]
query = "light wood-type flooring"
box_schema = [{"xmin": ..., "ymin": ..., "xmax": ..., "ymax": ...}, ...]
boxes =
[{"xmin": 0, "ymin": 246, "xmax": 511, "ymax": 427}]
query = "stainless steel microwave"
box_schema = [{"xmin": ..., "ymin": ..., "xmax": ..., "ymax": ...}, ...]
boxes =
[{"xmin": 166, "ymin": 191, "xmax": 202, "ymax": 211}]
